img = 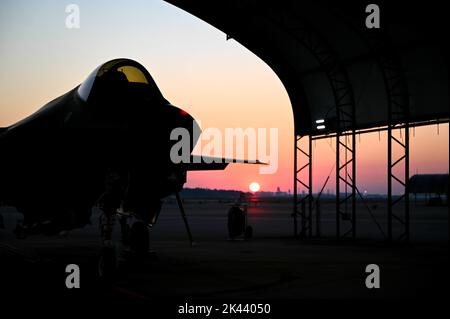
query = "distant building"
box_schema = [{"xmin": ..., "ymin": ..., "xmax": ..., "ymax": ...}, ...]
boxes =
[
  {"xmin": 409, "ymin": 174, "xmax": 449, "ymax": 205},
  {"xmin": 409, "ymin": 174, "xmax": 449, "ymax": 195}
]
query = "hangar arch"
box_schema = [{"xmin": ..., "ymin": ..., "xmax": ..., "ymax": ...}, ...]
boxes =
[{"xmin": 166, "ymin": 0, "xmax": 449, "ymax": 242}]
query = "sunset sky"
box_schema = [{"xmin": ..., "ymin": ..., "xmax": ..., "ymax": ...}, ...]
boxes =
[{"xmin": 0, "ymin": 0, "xmax": 448, "ymax": 194}]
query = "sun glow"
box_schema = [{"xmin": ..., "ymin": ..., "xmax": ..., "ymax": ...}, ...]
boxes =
[{"xmin": 249, "ymin": 182, "xmax": 260, "ymax": 192}]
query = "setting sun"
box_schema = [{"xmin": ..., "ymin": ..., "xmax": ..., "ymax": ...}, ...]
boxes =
[{"xmin": 249, "ymin": 182, "xmax": 260, "ymax": 192}]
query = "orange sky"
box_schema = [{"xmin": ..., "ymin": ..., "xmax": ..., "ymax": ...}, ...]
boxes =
[{"xmin": 0, "ymin": 0, "xmax": 448, "ymax": 194}]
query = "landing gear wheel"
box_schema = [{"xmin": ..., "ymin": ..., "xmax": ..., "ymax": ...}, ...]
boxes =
[
  {"xmin": 98, "ymin": 246, "xmax": 116, "ymax": 281},
  {"xmin": 129, "ymin": 221, "xmax": 149, "ymax": 257}
]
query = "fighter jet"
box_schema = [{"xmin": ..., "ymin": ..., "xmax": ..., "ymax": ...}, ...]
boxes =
[{"xmin": 0, "ymin": 58, "xmax": 254, "ymax": 275}]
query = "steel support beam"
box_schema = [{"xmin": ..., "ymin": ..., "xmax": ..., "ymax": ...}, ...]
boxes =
[
  {"xmin": 371, "ymin": 32, "xmax": 410, "ymax": 242},
  {"xmin": 310, "ymin": 119, "xmax": 448, "ymax": 141},
  {"xmin": 293, "ymin": 135, "xmax": 313, "ymax": 238},
  {"xmin": 387, "ymin": 125, "xmax": 410, "ymax": 241},
  {"xmin": 269, "ymin": 14, "xmax": 356, "ymax": 241},
  {"xmin": 336, "ymin": 132, "xmax": 357, "ymax": 240}
]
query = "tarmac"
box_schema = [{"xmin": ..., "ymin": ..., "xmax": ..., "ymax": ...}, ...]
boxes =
[{"xmin": 0, "ymin": 199, "xmax": 448, "ymax": 304}]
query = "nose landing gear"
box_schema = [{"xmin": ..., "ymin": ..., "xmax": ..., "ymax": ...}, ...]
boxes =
[
  {"xmin": 96, "ymin": 191, "xmax": 194, "ymax": 280},
  {"xmin": 97, "ymin": 209, "xmax": 156, "ymax": 280}
]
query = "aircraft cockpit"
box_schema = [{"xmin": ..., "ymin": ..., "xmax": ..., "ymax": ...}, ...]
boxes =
[{"xmin": 77, "ymin": 59, "xmax": 165, "ymax": 106}]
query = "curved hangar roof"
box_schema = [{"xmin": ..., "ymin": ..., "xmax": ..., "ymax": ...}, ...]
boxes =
[{"xmin": 165, "ymin": 0, "xmax": 449, "ymax": 136}]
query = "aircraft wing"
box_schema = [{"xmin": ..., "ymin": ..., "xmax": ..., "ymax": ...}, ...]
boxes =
[{"xmin": 182, "ymin": 155, "xmax": 267, "ymax": 171}]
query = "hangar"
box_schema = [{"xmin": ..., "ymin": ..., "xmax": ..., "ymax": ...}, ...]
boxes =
[
  {"xmin": 166, "ymin": 0, "xmax": 449, "ymax": 242},
  {"xmin": 410, "ymin": 174, "xmax": 449, "ymax": 198}
]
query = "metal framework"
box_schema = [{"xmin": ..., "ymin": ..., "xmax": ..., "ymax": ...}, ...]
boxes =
[
  {"xmin": 278, "ymin": 14, "xmax": 356, "ymax": 240},
  {"xmin": 293, "ymin": 135, "xmax": 313, "ymax": 238},
  {"xmin": 382, "ymin": 54, "xmax": 410, "ymax": 242},
  {"xmin": 292, "ymin": 27, "xmax": 411, "ymax": 242},
  {"xmin": 336, "ymin": 133, "xmax": 356, "ymax": 240},
  {"xmin": 369, "ymin": 31, "xmax": 411, "ymax": 242}
]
